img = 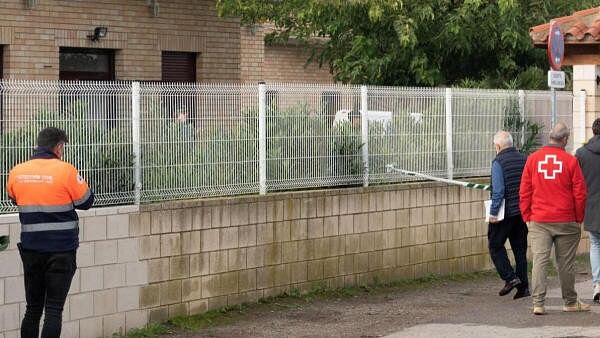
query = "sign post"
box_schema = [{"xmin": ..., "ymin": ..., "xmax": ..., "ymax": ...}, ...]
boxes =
[{"xmin": 547, "ymin": 21, "xmax": 564, "ymax": 127}]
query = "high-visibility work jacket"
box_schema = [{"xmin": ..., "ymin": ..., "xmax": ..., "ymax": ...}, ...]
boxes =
[{"xmin": 6, "ymin": 148, "xmax": 94, "ymax": 252}]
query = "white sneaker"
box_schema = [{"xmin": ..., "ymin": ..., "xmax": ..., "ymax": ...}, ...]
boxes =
[{"xmin": 594, "ymin": 285, "xmax": 600, "ymax": 303}]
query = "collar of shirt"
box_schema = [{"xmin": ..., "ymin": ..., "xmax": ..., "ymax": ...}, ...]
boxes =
[{"xmin": 31, "ymin": 147, "xmax": 59, "ymax": 160}]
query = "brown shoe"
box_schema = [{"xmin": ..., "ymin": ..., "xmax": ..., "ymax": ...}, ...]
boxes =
[{"xmin": 499, "ymin": 278, "xmax": 521, "ymax": 296}]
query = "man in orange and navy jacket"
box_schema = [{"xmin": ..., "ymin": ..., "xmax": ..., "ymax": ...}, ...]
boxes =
[
  {"xmin": 519, "ymin": 122, "xmax": 588, "ymax": 315},
  {"xmin": 6, "ymin": 127, "xmax": 94, "ymax": 338}
]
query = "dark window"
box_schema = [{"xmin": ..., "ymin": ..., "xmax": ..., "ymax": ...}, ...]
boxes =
[
  {"xmin": 322, "ymin": 90, "xmax": 341, "ymax": 123},
  {"xmin": 161, "ymin": 51, "xmax": 196, "ymax": 82},
  {"xmin": 161, "ymin": 52, "xmax": 197, "ymax": 124},
  {"xmin": 59, "ymin": 48, "xmax": 115, "ymax": 81},
  {"xmin": 59, "ymin": 48, "xmax": 117, "ymax": 127}
]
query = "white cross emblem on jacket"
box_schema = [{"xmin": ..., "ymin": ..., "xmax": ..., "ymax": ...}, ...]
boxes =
[{"xmin": 538, "ymin": 154, "xmax": 563, "ymax": 179}]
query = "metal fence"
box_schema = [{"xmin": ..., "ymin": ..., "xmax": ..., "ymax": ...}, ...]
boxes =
[{"xmin": 0, "ymin": 80, "xmax": 574, "ymax": 213}]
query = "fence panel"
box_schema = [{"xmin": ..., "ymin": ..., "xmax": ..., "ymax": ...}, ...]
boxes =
[
  {"xmin": 138, "ymin": 83, "xmax": 259, "ymax": 201},
  {"xmin": 264, "ymin": 84, "xmax": 362, "ymax": 190},
  {"xmin": 367, "ymin": 86, "xmax": 447, "ymax": 183},
  {"xmin": 524, "ymin": 90, "xmax": 574, "ymax": 152},
  {"xmin": 0, "ymin": 80, "xmax": 134, "ymax": 213},
  {"xmin": 452, "ymin": 89, "xmax": 516, "ymax": 177},
  {"xmin": 0, "ymin": 80, "xmax": 575, "ymax": 214}
]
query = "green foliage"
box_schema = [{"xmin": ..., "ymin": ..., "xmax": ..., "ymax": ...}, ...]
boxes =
[
  {"xmin": 266, "ymin": 104, "xmax": 364, "ymax": 188},
  {"xmin": 169, "ymin": 305, "xmax": 244, "ymax": 331},
  {"xmin": 217, "ymin": 0, "xmax": 600, "ymax": 89},
  {"xmin": 369, "ymin": 112, "xmax": 446, "ymax": 179},
  {"xmin": 502, "ymin": 98, "xmax": 543, "ymax": 154},
  {"xmin": 112, "ymin": 323, "xmax": 169, "ymax": 338},
  {"xmin": 0, "ymin": 100, "xmax": 134, "ymax": 206}
]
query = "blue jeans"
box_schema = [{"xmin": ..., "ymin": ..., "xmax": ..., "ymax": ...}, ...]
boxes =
[{"xmin": 589, "ymin": 231, "xmax": 600, "ymax": 285}]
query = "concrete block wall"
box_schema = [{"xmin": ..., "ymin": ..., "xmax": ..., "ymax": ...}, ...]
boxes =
[
  {"xmin": 0, "ymin": 205, "xmax": 147, "ymax": 337},
  {"xmin": 2, "ymin": 181, "xmax": 566, "ymax": 337}
]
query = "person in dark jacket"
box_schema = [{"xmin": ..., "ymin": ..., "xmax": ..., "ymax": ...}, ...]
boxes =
[
  {"xmin": 488, "ymin": 131, "xmax": 529, "ymax": 299},
  {"xmin": 576, "ymin": 118, "xmax": 600, "ymax": 302}
]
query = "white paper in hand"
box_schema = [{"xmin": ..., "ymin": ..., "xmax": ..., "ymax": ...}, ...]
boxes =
[{"xmin": 484, "ymin": 199, "xmax": 505, "ymax": 222}]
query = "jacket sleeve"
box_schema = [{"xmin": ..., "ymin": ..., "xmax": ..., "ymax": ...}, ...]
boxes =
[
  {"xmin": 519, "ymin": 158, "xmax": 533, "ymax": 222},
  {"xmin": 65, "ymin": 166, "xmax": 95, "ymax": 210},
  {"xmin": 490, "ymin": 161, "xmax": 505, "ymax": 217},
  {"xmin": 5, "ymin": 171, "xmax": 16, "ymax": 204},
  {"xmin": 572, "ymin": 159, "xmax": 587, "ymax": 223}
]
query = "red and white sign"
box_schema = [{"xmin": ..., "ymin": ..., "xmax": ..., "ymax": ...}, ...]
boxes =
[{"xmin": 547, "ymin": 21, "xmax": 564, "ymax": 71}]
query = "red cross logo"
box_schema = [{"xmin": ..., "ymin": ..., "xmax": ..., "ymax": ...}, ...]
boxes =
[{"xmin": 538, "ymin": 154, "xmax": 563, "ymax": 180}]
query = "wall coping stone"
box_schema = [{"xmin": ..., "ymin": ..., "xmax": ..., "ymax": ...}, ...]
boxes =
[
  {"xmin": 0, "ymin": 177, "xmax": 490, "ymax": 221},
  {"xmin": 139, "ymin": 178, "xmax": 489, "ymax": 212}
]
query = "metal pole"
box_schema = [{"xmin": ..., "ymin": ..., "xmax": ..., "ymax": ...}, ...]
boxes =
[
  {"xmin": 258, "ymin": 83, "xmax": 267, "ymax": 195},
  {"xmin": 360, "ymin": 85, "xmax": 369, "ymax": 187},
  {"xmin": 131, "ymin": 81, "xmax": 142, "ymax": 205},
  {"xmin": 518, "ymin": 90, "xmax": 525, "ymax": 148},
  {"xmin": 579, "ymin": 90, "xmax": 587, "ymax": 149},
  {"xmin": 551, "ymin": 87, "xmax": 557, "ymax": 127},
  {"xmin": 445, "ymin": 88, "xmax": 454, "ymax": 180}
]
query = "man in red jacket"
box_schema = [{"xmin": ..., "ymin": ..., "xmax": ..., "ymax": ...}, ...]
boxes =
[{"xmin": 520, "ymin": 122, "xmax": 589, "ymax": 315}]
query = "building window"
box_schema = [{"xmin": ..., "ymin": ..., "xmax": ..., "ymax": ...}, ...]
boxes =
[
  {"xmin": 161, "ymin": 51, "xmax": 197, "ymax": 124},
  {"xmin": 59, "ymin": 48, "xmax": 117, "ymax": 127},
  {"xmin": 161, "ymin": 51, "xmax": 196, "ymax": 82},
  {"xmin": 59, "ymin": 48, "xmax": 115, "ymax": 81}
]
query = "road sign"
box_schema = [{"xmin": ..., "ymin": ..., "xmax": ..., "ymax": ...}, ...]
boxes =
[
  {"xmin": 547, "ymin": 21, "xmax": 564, "ymax": 70},
  {"xmin": 548, "ymin": 70, "xmax": 565, "ymax": 88}
]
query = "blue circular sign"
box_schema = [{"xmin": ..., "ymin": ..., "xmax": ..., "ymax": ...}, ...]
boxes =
[{"xmin": 548, "ymin": 21, "xmax": 564, "ymax": 70}]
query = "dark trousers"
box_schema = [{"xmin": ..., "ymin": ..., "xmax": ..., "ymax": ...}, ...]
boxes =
[
  {"xmin": 18, "ymin": 244, "xmax": 76, "ymax": 338},
  {"xmin": 488, "ymin": 215, "xmax": 529, "ymax": 289}
]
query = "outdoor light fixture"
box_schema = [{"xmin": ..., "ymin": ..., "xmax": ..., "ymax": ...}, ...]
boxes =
[{"xmin": 88, "ymin": 27, "xmax": 108, "ymax": 42}]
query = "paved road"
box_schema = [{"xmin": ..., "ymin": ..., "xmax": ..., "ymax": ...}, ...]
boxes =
[{"xmin": 387, "ymin": 280, "xmax": 600, "ymax": 338}]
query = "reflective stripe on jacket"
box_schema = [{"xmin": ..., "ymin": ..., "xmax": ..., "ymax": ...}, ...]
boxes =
[{"xmin": 6, "ymin": 148, "xmax": 94, "ymax": 252}]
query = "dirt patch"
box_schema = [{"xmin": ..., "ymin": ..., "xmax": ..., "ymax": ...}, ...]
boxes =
[{"xmin": 156, "ymin": 260, "xmax": 594, "ymax": 338}]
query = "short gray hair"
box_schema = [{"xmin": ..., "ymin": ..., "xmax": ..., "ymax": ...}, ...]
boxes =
[
  {"xmin": 493, "ymin": 131, "xmax": 513, "ymax": 148},
  {"xmin": 549, "ymin": 122, "xmax": 570, "ymax": 142}
]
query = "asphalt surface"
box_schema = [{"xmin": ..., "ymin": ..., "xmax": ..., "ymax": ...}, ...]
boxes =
[{"xmin": 173, "ymin": 261, "xmax": 600, "ymax": 338}]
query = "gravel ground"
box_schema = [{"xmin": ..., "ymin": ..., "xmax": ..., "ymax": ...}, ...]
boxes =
[{"xmin": 157, "ymin": 259, "xmax": 599, "ymax": 338}]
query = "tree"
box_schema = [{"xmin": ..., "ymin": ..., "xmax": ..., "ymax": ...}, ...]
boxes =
[{"xmin": 216, "ymin": 0, "xmax": 600, "ymax": 88}]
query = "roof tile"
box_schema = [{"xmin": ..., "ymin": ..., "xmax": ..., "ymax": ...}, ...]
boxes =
[{"xmin": 530, "ymin": 7, "xmax": 600, "ymax": 46}]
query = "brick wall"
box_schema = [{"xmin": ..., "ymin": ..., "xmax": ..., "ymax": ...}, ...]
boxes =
[
  {"xmin": 240, "ymin": 26, "xmax": 264, "ymax": 83},
  {"xmin": 0, "ymin": 0, "xmax": 241, "ymax": 82},
  {"xmin": 0, "ymin": 181, "xmax": 556, "ymax": 337},
  {"xmin": 0, "ymin": 1, "xmax": 334, "ymax": 84},
  {"xmin": 263, "ymin": 45, "xmax": 334, "ymax": 83}
]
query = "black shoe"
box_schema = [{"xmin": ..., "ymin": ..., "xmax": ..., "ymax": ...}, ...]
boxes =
[
  {"xmin": 513, "ymin": 288, "xmax": 530, "ymax": 300},
  {"xmin": 499, "ymin": 278, "xmax": 521, "ymax": 296}
]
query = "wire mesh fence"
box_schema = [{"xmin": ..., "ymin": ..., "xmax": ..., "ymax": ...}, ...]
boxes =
[
  {"xmin": 0, "ymin": 80, "xmax": 574, "ymax": 213},
  {"xmin": 138, "ymin": 83, "xmax": 259, "ymax": 202},
  {"xmin": 265, "ymin": 84, "xmax": 363, "ymax": 190},
  {"xmin": 0, "ymin": 80, "xmax": 134, "ymax": 214}
]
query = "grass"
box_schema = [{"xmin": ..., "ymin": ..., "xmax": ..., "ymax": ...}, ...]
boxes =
[
  {"xmin": 111, "ymin": 323, "xmax": 170, "ymax": 338},
  {"xmin": 168, "ymin": 305, "xmax": 245, "ymax": 331}
]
